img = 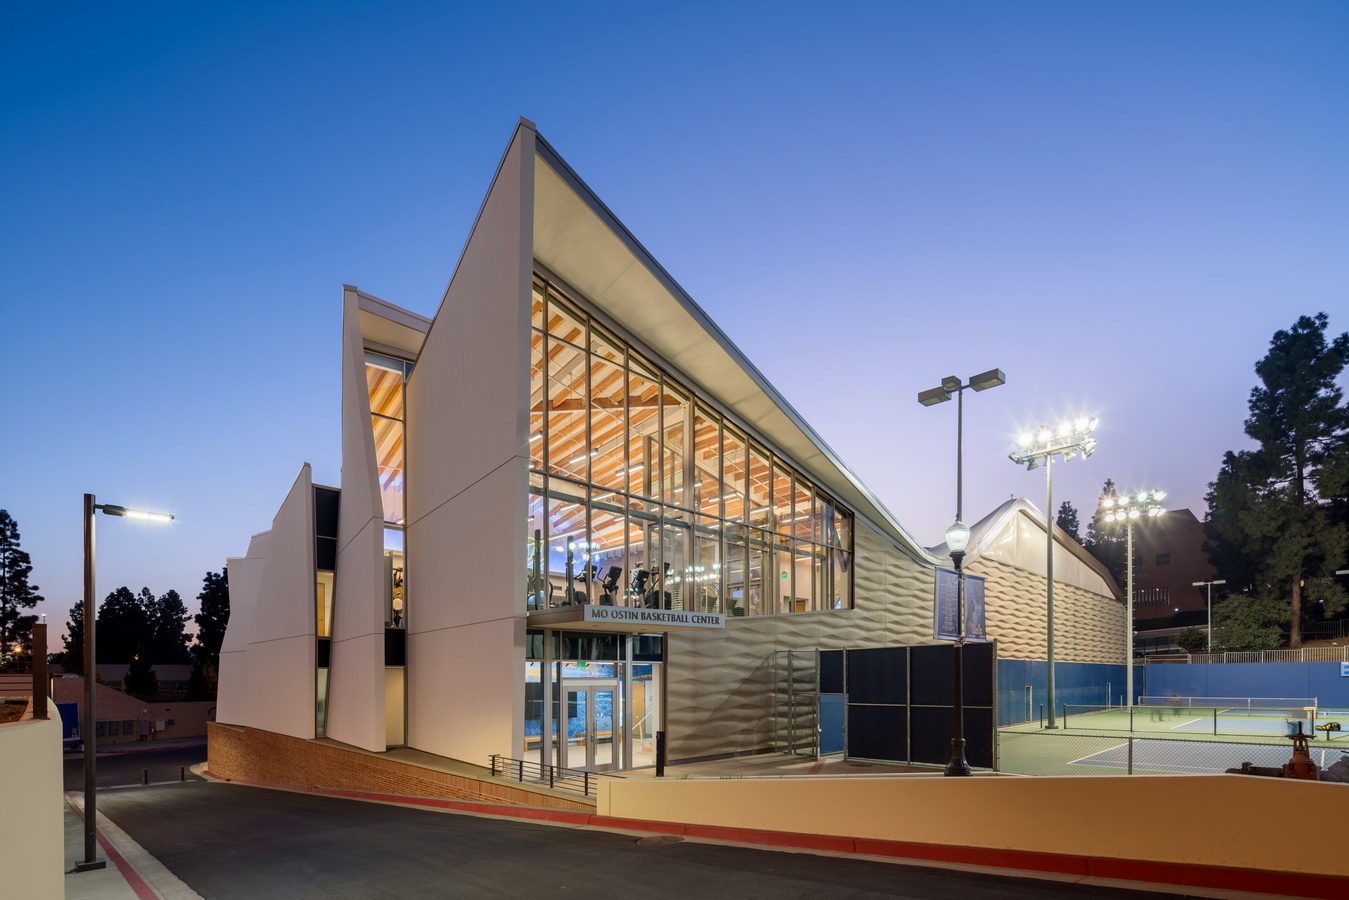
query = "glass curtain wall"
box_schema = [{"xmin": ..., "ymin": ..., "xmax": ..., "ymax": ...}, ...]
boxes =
[
  {"xmin": 366, "ymin": 351, "xmax": 413, "ymax": 748},
  {"xmin": 528, "ymin": 277, "xmax": 853, "ymax": 615},
  {"xmin": 365, "ymin": 351, "xmax": 413, "ymax": 627}
]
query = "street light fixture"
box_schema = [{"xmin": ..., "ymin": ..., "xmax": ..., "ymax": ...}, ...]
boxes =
[
  {"xmin": 1192, "ymin": 579, "xmax": 1227, "ymax": 650},
  {"xmin": 917, "ymin": 368, "xmax": 1005, "ymax": 777},
  {"xmin": 1008, "ymin": 416, "xmax": 1097, "ymax": 729},
  {"xmin": 76, "ymin": 493, "xmax": 173, "ymax": 873},
  {"xmin": 1100, "ymin": 487, "xmax": 1165, "ymax": 711}
]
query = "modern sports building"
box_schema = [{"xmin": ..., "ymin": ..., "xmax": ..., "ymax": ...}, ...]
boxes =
[{"xmin": 216, "ymin": 119, "xmax": 1124, "ymax": 776}]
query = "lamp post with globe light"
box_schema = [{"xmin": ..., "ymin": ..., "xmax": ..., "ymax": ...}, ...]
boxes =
[
  {"xmin": 1008, "ymin": 417, "xmax": 1097, "ymax": 729},
  {"xmin": 1100, "ymin": 488, "xmax": 1165, "ymax": 710},
  {"xmin": 918, "ymin": 368, "xmax": 1006, "ymax": 775}
]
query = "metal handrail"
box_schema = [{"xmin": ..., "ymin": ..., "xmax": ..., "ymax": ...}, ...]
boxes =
[{"xmin": 488, "ymin": 754, "xmax": 623, "ymax": 798}]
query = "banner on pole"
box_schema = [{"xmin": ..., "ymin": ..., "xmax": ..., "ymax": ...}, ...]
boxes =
[{"xmin": 934, "ymin": 568, "xmax": 986, "ymax": 642}]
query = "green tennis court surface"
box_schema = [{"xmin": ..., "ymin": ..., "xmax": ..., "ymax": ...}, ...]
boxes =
[{"xmin": 1069, "ymin": 738, "xmax": 1349, "ymax": 774}]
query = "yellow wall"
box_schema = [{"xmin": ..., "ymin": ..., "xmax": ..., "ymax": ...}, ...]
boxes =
[
  {"xmin": 0, "ymin": 701, "xmax": 64, "ymax": 898},
  {"xmin": 600, "ymin": 773, "xmax": 1348, "ymax": 877}
]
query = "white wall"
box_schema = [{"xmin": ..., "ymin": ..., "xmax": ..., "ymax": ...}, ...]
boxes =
[
  {"xmin": 0, "ymin": 709, "xmax": 62, "ymax": 899},
  {"xmin": 240, "ymin": 465, "xmax": 318, "ymax": 739},
  {"xmin": 217, "ymin": 536, "xmax": 266, "ymax": 726},
  {"xmin": 326, "ymin": 288, "xmax": 393, "ymax": 751},
  {"xmin": 404, "ymin": 121, "xmax": 534, "ymax": 764}
]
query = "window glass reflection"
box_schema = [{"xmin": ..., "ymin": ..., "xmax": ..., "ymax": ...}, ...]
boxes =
[{"xmin": 525, "ymin": 277, "xmax": 854, "ymax": 614}]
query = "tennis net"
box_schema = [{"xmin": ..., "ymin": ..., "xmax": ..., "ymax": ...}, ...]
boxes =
[{"xmin": 1138, "ymin": 696, "xmax": 1316, "ymax": 716}]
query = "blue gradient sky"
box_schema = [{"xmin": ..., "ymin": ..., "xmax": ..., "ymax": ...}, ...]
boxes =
[{"xmin": 3, "ymin": 1, "xmax": 1346, "ymax": 637}]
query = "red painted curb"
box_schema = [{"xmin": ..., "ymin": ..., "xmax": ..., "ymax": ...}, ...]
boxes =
[
  {"xmin": 589, "ymin": 815, "xmax": 687, "ymax": 834},
  {"xmin": 684, "ymin": 823, "xmax": 856, "ymax": 853},
  {"xmin": 65, "ymin": 796, "xmax": 159, "ymax": 900},
  {"xmin": 854, "ymin": 838, "xmax": 1089, "ymax": 876}
]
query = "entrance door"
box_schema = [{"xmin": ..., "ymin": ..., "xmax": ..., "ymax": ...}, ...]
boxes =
[{"xmin": 563, "ymin": 680, "xmax": 617, "ymax": 772}]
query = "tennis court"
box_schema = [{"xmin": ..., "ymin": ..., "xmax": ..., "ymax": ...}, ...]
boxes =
[{"xmin": 1068, "ymin": 737, "xmax": 1348, "ymax": 774}]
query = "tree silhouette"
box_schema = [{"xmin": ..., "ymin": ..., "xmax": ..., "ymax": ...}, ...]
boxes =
[
  {"xmin": 1055, "ymin": 501, "xmax": 1081, "ymax": 544},
  {"xmin": 0, "ymin": 510, "xmax": 43, "ymax": 656},
  {"xmin": 1205, "ymin": 313, "xmax": 1349, "ymax": 646}
]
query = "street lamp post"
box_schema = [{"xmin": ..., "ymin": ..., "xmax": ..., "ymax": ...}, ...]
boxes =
[
  {"xmin": 1192, "ymin": 579, "xmax": 1227, "ymax": 650},
  {"xmin": 918, "ymin": 367, "xmax": 1006, "ymax": 776},
  {"xmin": 1101, "ymin": 488, "xmax": 1165, "ymax": 711},
  {"xmin": 1008, "ymin": 417, "xmax": 1097, "ymax": 729},
  {"xmin": 77, "ymin": 494, "xmax": 173, "ymax": 873}
]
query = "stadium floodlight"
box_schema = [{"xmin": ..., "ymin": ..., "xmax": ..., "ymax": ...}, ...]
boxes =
[
  {"xmin": 918, "ymin": 369, "xmax": 1006, "ymax": 776},
  {"xmin": 1008, "ymin": 415, "xmax": 1098, "ymax": 730},
  {"xmin": 1099, "ymin": 486, "xmax": 1165, "ymax": 712}
]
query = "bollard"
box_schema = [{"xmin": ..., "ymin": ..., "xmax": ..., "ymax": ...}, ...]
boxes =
[
  {"xmin": 142, "ymin": 769, "xmax": 149, "ymax": 785},
  {"xmin": 655, "ymin": 730, "xmax": 666, "ymax": 777},
  {"xmin": 180, "ymin": 766, "xmax": 186, "ymax": 782}
]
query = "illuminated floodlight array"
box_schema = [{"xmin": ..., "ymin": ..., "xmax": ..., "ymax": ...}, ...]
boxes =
[
  {"xmin": 1101, "ymin": 488, "xmax": 1166, "ymax": 521},
  {"xmin": 1097, "ymin": 486, "xmax": 1165, "ymax": 712},
  {"xmin": 1008, "ymin": 416, "xmax": 1098, "ymax": 469},
  {"xmin": 1007, "ymin": 414, "xmax": 1097, "ymax": 731}
]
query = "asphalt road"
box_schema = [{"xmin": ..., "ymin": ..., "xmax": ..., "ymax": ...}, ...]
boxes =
[
  {"xmin": 64, "ymin": 742, "xmax": 207, "ymax": 790},
  {"xmin": 98, "ymin": 782, "xmax": 1176, "ymax": 900}
]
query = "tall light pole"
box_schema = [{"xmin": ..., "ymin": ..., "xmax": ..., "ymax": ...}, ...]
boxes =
[
  {"xmin": 77, "ymin": 494, "xmax": 173, "ymax": 873},
  {"xmin": 1101, "ymin": 488, "xmax": 1165, "ymax": 711},
  {"xmin": 919, "ymin": 367, "xmax": 1006, "ymax": 776},
  {"xmin": 1192, "ymin": 579, "xmax": 1227, "ymax": 650},
  {"xmin": 1008, "ymin": 417, "xmax": 1097, "ymax": 729}
]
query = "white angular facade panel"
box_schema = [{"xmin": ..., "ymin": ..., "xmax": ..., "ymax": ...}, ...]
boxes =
[
  {"xmin": 242, "ymin": 465, "xmax": 318, "ymax": 739},
  {"xmin": 326, "ymin": 289, "xmax": 394, "ymax": 751},
  {"xmin": 408, "ymin": 126, "xmax": 532, "ymax": 531},
  {"xmin": 406, "ymin": 460, "xmax": 526, "ymax": 633},
  {"xmin": 217, "ymin": 543, "xmax": 266, "ymax": 726},
  {"xmin": 406, "ymin": 616, "xmax": 524, "ymax": 764},
  {"xmin": 403, "ymin": 124, "xmax": 533, "ymax": 765}
]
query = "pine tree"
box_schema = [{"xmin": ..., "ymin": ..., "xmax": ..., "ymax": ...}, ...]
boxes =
[
  {"xmin": 61, "ymin": 600, "xmax": 85, "ymax": 676},
  {"xmin": 1205, "ymin": 313, "xmax": 1349, "ymax": 647},
  {"xmin": 146, "ymin": 588, "xmax": 191, "ymax": 663},
  {"xmin": 1055, "ymin": 501, "xmax": 1081, "ymax": 544},
  {"xmin": 192, "ymin": 569, "xmax": 229, "ymax": 671},
  {"xmin": 1083, "ymin": 479, "xmax": 1126, "ymax": 585},
  {"xmin": 96, "ymin": 586, "xmax": 151, "ymax": 664},
  {"xmin": 0, "ymin": 510, "xmax": 44, "ymax": 655}
]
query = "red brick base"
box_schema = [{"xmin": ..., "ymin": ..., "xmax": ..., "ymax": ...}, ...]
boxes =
[{"xmin": 206, "ymin": 723, "xmax": 593, "ymax": 811}]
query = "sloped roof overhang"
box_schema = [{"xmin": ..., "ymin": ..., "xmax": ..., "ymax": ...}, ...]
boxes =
[{"xmin": 529, "ymin": 132, "xmax": 934, "ymax": 564}]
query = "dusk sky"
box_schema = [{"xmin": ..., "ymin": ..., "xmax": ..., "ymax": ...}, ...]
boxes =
[{"xmin": 3, "ymin": 1, "xmax": 1346, "ymax": 638}]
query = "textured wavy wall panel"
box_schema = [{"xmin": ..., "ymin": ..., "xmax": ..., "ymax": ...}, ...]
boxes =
[
  {"xmin": 667, "ymin": 522, "xmax": 933, "ymax": 760},
  {"xmin": 973, "ymin": 557, "xmax": 1124, "ymax": 664}
]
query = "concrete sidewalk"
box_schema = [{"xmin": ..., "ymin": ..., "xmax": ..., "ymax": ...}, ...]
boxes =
[{"xmin": 63, "ymin": 791, "xmax": 201, "ymax": 900}]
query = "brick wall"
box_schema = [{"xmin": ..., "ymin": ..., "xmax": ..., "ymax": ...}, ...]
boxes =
[{"xmin": 207, "ymin": 723, "xmax": 593, "ymax": 811}]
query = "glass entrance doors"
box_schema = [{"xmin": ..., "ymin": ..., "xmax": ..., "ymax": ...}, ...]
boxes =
[{"xmin": 562, "ymin": 679, "xmax": 616, "ymax": 772}]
